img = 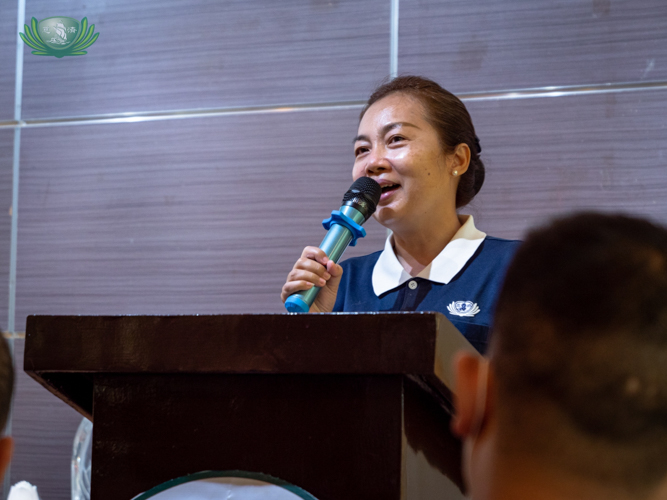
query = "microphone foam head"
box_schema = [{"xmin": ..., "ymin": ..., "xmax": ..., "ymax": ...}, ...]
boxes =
[{"xmin": 343, "ymin": 177, "xmax": 382, "ymax": 219}]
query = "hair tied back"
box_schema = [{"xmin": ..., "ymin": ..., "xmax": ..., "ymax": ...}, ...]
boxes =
[{"xmin": 474, "ymin": 136, "xmax": 482, "ymax": 154}]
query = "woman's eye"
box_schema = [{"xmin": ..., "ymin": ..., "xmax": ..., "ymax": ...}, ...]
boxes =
[
  {"xmin": 389, "ymin": 135, "xmax": 405, "ymax": 144},
  {"xmin": 354, "ymin": 146, "xmax": 369, "ymax": 157}
]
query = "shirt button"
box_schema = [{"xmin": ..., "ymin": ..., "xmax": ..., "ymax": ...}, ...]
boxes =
[{"xmin": 408, "ymin": 280, "xmax": 418, "ymax": 290}]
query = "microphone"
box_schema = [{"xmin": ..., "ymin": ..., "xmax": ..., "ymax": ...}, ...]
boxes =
[{"xmin": 285, "ymin": 177, "xmax": 382, "ymax": 313}]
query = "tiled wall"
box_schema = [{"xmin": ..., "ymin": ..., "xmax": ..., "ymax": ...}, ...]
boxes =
[{"xmin": 2, "ymin": 0, "xmax": 667, "ymax": 498}]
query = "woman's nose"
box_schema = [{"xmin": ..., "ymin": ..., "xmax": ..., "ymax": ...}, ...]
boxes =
[{"xmin": 365, "ymin": 148, "xmax": 390, "ymax": 175}]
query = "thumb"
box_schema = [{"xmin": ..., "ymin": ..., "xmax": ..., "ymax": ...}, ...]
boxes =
[
  {"xmin": 327, "ymin": 260, "xmax": 343, "ymax": 278},
  {"xmin": 324, "ymin": 260, "xmax": 344, "ymax": 292},
  {"xmin": 312, "ymin": 260, "xmax": 344, "ymax": 312}
]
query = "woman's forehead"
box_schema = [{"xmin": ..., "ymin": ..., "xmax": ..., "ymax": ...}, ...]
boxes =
[{"xmin": 360, "ymin": 93, "xmax": 427, "ymax": 129}]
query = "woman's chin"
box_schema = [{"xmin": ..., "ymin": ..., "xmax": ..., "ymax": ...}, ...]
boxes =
[{"xmin": 373, "ymin": 207, "xmax": 399, "ymax": 231}]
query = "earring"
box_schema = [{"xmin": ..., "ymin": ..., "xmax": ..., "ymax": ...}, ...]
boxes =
[{"xmin": 453, "ymin": 170, "xmax": 458, "ymax": 177}]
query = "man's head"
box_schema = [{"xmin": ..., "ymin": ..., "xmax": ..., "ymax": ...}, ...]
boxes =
[
  {"xmin": 0, "ymin": 336, "xmax": 13, "ymax": 481},
  {"xmin": 453, "ymin": 213, "xmax": 667, "ymax": 499}
]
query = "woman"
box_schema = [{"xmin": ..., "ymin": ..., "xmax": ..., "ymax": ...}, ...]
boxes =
[{"xmin": 281, "ymin": 76, "xmax": 519, "ymax": 353}]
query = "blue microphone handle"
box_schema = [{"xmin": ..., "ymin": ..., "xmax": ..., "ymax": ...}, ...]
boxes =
[{"xmin": 285, "ymin": 205, "xmax": 366, "ymax": 313}]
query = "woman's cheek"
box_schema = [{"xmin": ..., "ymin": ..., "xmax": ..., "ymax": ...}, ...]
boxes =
[{"xmin": 351, "ymin": 162, "xmax": 364, "ymax": 180}]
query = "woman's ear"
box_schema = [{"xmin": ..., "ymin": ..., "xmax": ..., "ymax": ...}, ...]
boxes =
[{"xmin": 450, "ymin": 143, "xmax": 471, "ymax": 177}]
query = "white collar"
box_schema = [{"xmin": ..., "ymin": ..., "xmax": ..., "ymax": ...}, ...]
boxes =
[{"xmin": 371, "ymin": 215, "xmax": 487, "ymax": 296}]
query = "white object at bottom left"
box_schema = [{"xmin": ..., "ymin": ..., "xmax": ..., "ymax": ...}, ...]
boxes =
[{"xmin": 8, "ymin": 481, "xmax": 40, "ymax": 500}]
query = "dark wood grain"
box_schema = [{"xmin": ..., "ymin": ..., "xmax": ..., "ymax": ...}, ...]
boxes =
[
  {"xmin": 25, "ymin": 313, "xmax": 465, "ymax": 499},
  {"xmin": 25, "ymin": 313, "xmax": 441, "ymax": 375},
  {"xmin": 11, "ymin": 339, "xmax": 84, "ymax": 500},
  {"xmin": 92, "ymin": 373, "xmax": 405, "ymax": 500},
  {"xmin": 24, "ymin": 313, "xmax": 467, "ymax": 418},
  {"xmin": 0, "ymin": 130, "xmax": 12, "ymax": 331},
  {"xmin": 399, "ymin": 0, "xmax": 667, "ymax": 93},
  {"xmin": 15, "ymin": 109, "xmax": 387, "ymax": 332},
  {"xmin": 21, "ymin": 0, "xmax": 389, "ymax": 119},
  {"xmin": 461, "ymin": 89, "xmax": 667, "ymax": 240},
  {"xmin": 0, "ymin": 3, "xmax": 16, "ymax": 121}
]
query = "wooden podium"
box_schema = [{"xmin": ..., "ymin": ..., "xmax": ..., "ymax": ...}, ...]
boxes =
[{"xmin": 24, "ymin": 313, "xmax": 479, "ymax": 500}]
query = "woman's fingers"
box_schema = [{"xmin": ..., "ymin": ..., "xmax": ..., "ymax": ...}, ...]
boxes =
[
  {"xmin": 281, "ymin": 247, "xmax": 331, "ymax": 303},
  {"xmin": 281, "ymin": 247, "xmax": 345, "ymax": 312},
  {"xmin": 288, "ymin": 259, "xmax": 331, "ymax": 283},
  {"xmin": 300, "ymin": 246, "xmax": 329, "ymax": 266},
  {"xmin": 281, "ymin": 279, "xmax": 314, "ymax": 302},
  {"xmin": 287, "ymin": 268, "xmax": 327, "ymax": 288}
]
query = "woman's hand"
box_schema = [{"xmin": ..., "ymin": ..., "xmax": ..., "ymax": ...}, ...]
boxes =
[{"xmin": 281, "ymin": 246, "xmax": 344, "ymax": 313}]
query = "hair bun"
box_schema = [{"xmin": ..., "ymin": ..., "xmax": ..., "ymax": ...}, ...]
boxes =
[{"xmin": 474, "ymin": 136, "xmax": 482, "ymax": 154}]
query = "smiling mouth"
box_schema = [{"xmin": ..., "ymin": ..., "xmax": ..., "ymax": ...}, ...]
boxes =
[{"xmin": 381, "ymin": 183, "xmax": 400, "ymax": 195}]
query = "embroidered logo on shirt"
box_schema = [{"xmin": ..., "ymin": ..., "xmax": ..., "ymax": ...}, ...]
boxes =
[{"xmin": 447, "ymin": 301, "xmax": 480, "ymax": 317}]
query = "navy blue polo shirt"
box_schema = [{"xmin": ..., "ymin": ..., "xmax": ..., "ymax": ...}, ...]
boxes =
[{"xmin": 333, "ymin": 222, "xmax": 520, "ymax": 354}]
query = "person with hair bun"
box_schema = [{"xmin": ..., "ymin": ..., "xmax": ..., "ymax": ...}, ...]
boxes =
[{"xmin": 281, "ymin": 76, "xmax": 519, "ymax": 353}]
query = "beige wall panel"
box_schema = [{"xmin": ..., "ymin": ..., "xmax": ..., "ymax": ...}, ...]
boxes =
[
  {"xmin": 399, "ymin": 0, "xmax": 667, "ymax": 93},
  {"xmin": 21, "ymin": 0, "xmax": 390, "ymax": 119},
  {"xmin": 15, "ymin": 109, "xmax": 387, "ymax": 332},
  {"xmin": 463, "ymin": 89, "xmax": 667, "ymax": 239}
]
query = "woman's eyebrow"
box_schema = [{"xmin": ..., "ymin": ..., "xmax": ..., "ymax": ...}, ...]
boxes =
[{"xmin": 353, "ymin": 122, "xmax": 420, "ymax": 143}]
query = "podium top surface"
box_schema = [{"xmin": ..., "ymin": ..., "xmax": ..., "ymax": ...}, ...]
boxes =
[{"xmin": 24, "ymin": 312, "xmax": 478, "ymax": 418}]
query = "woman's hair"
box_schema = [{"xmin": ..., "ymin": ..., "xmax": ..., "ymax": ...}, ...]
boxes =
[{"xmin": 360, "ymin": 75, "xmax": 484, "ymax": 208}]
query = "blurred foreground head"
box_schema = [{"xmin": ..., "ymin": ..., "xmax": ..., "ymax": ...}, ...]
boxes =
[{"xmin": 454, "ymin": 213, "xmax": 667, "ymax": 500}]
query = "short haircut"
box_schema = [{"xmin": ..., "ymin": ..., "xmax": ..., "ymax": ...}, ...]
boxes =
[
  {"xmin": 0, "ymin": 336, "xmax": 12, "ymax": 433},
  {"xmin": 491, "ymin": 212, "xmax": 667, "ymax": 495}
]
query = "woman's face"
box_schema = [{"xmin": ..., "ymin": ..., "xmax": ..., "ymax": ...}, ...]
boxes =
[{"xmin": 352, "ymin": 93, "xmax": 461, "ymax": 232}]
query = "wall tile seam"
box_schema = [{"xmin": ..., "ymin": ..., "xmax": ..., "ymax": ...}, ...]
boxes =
[
  {"xmin": 0, "ymin": 100, "xmax": 368, "ymax": 130},
  {"xmin": 7, "ymin": 128, "xmax": 20, "ymax": 336},
  {"xmin": 4, "ymin": 0, "xmax": 26, "ymax": 496},
  {"xmin": 7, "ymin": 0, "xmax": 26, "ymax": 337},
  {"xmin": 460, "ymin": 80, "xmax": 667, "ymax": 101},
  {"xmin": 390, "ymin": 0, "xmax": 399, "ymax": 78},
  {"xmin": 3, "ymin": 78, "xmax": 667, "ymax": 130}
]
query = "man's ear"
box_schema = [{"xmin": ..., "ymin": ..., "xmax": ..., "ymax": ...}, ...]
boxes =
[
  {"xmin": 451, "ymin": 351, "xmax": 482, "ymax": 437},
  {"xmin": 0, "ymin": 436, "xmax": 13, "ymax": 482}
]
